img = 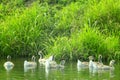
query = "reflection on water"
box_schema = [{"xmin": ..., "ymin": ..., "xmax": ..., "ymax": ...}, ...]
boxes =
[
  {"xmin": 110, "ymin": 69, "xmax": 115, "ymax": 78},
  {"xmin": 24, "ymin": 66, "xmax": 37, "ymax": 80},
  {"xmin": 44, "ymin": 66, "xmax": 65, "ymax": 80},
  {"xmin": 0, "ymin": 58, "xmax": 120, "ymax": 80},
  {"xmin": 6, "ymin": 71, "xmax": 12, "ymax": 80},
  {"xmin": 90, "ymin": 68, "xmax": 114, "ymax": 77},
  {"xmin": 24, "ymin": 66, "xmax": 36, "ymax": 72},
  {"xmin": 87, "ymin": 67, "xmax": 116, "ymax": 80}
]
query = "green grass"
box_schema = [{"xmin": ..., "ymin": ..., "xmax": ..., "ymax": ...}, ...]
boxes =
[
  {"xmin": 45, "ymin": 26, "xmax": 119, "ymax": 61},
  {"xmin": 84, "ymin": 0, "xmax": 120, "ymax": 36},
  {"xmin": 0, "ymin": 0, "xmax": 120, "ymax": 61}
]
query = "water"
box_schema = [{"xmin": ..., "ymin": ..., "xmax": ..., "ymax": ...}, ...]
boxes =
[{"xmin": 0, "ymin": 58, "xmax": 120, "ymax": 80}]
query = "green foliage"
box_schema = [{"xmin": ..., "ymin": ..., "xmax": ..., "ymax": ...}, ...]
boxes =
[
  {"xmin": 39, "ymin": 0, "xmax": 75, "ymax": 6},
  {"xmin": 0, "ymin": 2, "xmax": 51, "ymax": 56},
  {"xmin": 79, "ymin": 26, "xmax": 119, "ymax": 60},
  {"xmin": 0, "ymin": 0, "xmax": 24, "ymax": 18},
  {"xmin": 46, "ymin": 26, "xmax": 119, "ymax": 60},
  {"xmin": 84, "ymin": 0, "xmax": 120, "ymax": 35},
  {"xmin": 0, "ymin": 0, "xmax": 120, "ymax": 61},
  {"xmin": 54, "ymin": 2, "xmax": 82, "ymax": 36}
]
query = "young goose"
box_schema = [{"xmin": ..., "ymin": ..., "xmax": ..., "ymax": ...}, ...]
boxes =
[
  {"xmin": 49, "ymin": 55, "xmax": 57, "ymax": 66},
  {"xmin": 102, "ymin": 60, "xmax": 115, "ymax": 70},
  {"xmin": 94, "ymin": 54, "xmax": 103, "ymax": 66},
  {"xmin": 38, "ymin": 51, "xmax": 46, "ymax": 65},
  {"xmin": 90, "ymin": 59, "xmax": 115, "ymax": 70},
  {"xmin": 3, "ymin": 55, "xmax": 14, "ymax": 71},
  {"xmin": 89, "ymin": 55, "xmax": 104, "ymax": 69},
  {"xmin": 77, "ymin": 56, "xmax": 94, "ymax": 68},
  {"xmin": 38, "ymin": 51, "xmax": 56, "ymax": 65},
  {"xmin": 98, "ymin": 55, "xmax": 103, "ymax": 64},
  {"xmin": 24, "ymin": 55, "xmax": 37, "ymax": 68},
  {"xmin": 77, "ymin": 55, "xmax": 102, "ymax": 69},
  {"xmin": 45, "ymin": 59, "xmax": 65, "ymax": 69}
]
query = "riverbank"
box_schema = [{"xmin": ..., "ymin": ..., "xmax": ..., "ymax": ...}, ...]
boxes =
[{"xmin": 0, "ymin": 0, "xmax": 120, "ymax": 61}]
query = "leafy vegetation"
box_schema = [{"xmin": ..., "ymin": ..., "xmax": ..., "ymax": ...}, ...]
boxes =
[{"xmin": 0, "ymin": 0, "xmax": 120, "ymax": 61}]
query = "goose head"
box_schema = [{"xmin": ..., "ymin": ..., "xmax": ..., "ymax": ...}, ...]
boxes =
[
  {"xmin": 7, "ymin": 55, "xmax": 11, "ymax": 61},
  {"xmin": 89, "ymin": 56, "xmax": 94, "ymax": 60},
  {"xmin": 31, "ymin": 55, "xmax": 36, "ymax": 62},
  {"xmin": 98, "ymin": 54, "xmax": 102, "ymax": 63},
  {"xmin": 109, "ymin": 60, "xmax": 115, "ymax": 67},
  {"xmin": 38, "ymin": 51, "xmax": 43, "ymax": 59},
  {"xmin": 60, "ymin": 60, "xmax": 65, "ymax": 66},
  {"xmin": 58, "ymin": 60, "xmax": 65, "ymax": 68}
]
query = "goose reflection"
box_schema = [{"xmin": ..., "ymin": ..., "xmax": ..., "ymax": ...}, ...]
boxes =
[
  {"xmin": 45, "ymin": 63, "xmax": 65, "ymax": 80},
  {"xmin": 110, "ymin": 69, "xmax": 115, "ymax": 78},
  {"xmin": 45, "ymin": 58, "xmax": 65, "ymax": 77},
  {"xmin": 24, "ymin": 67, "xmax": 36, "ymax": 80},
  {"xmin": 24, "ymin": 65, "xmax": 36, "ymax": 72}
]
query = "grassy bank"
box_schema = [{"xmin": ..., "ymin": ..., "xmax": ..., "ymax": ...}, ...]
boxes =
[{"xmin": 0, "ymin": 0, "xmax": 120, "ymax": 61}]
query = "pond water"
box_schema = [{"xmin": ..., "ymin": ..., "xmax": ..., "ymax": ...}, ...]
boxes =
[{"xmin": 0, "ymin": 58, "xmax": 120, "ymax": 80}]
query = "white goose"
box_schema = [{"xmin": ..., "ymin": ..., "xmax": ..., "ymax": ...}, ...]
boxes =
[
  {"xmin": 3, "ymin": 55, "xmax": 14, "ymax": 71},
  {"xmin": 24, "ymin": 55, "xmax": 37, "ymax": 68},
  {"xmin": 38, "ymin": 51, "xmax": 46, "ymax": 65}
]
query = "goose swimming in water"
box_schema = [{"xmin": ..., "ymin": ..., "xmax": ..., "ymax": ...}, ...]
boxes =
[
  {"xmin": 102, "ymin": 60, "xmax": 115, "ymax": 70},
  {"xmin": 58, "ymin": 60, "xmax": 66, "ymax": 68},
  {"xmin": 38, "ymin": 51, "xmax": 46, "ymax": 65},
  {"xmin": 38, "ymin": 51, "xmax": 56, "ymax": 66},
  {"xmin": 89, "ymin": 58, "xmax": 115, "ymax": 70},
  {"xmin": 89, "ymin": 55, "xmax": 104, "ymax": 68},
  {"xmin": 3, "ymin": 55, "xmax": 14, "ymax": 71},
  {"xmin": 98, "ymin": 55, "xmax": 103, "ymax": 64},
  {"xmin": 24, "ymin": 55, "xmax": 37, "ymax": 68},
  {"xmin": 49, "ymin": 55, "xmax": 57, "ymax": 67},
  {"xmin": 77, "ymin": 55, "xmax": 96, "ymax": 69},
  {"xmin": 77, "ymin": 55, "xmax": 103, "ymax": 69},
  {"xmin": 45, "ymin": 58, "xmax": 65, "ymax": 69}
]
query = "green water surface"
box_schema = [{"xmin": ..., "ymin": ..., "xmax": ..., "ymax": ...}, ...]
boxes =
[{"xmin": 0, "ymin": 58, "xmax": 120, "ymax": 80}]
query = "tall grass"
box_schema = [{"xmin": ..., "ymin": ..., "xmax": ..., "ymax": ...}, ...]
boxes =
[
  {"xmin": 84, "ymin": 0, "xmax": 120, "ymax": 36},
  {"xmin": 46, "ymin": 26, "xmax": 119, "ymax": 61},
  {"xmin": 0, "ymin": 0, "xmax": 24, "ymax": 21},
  {"xmin": 0, "ymin": 2, "xmax": 53, "ymax": 56},
  {"xmin": 0, "ymin": 0, "xmax": 120, "ymax": 61},
  {"xmin": 53, "ymin": 2, "xmax": 82, "ymax": 37}
]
